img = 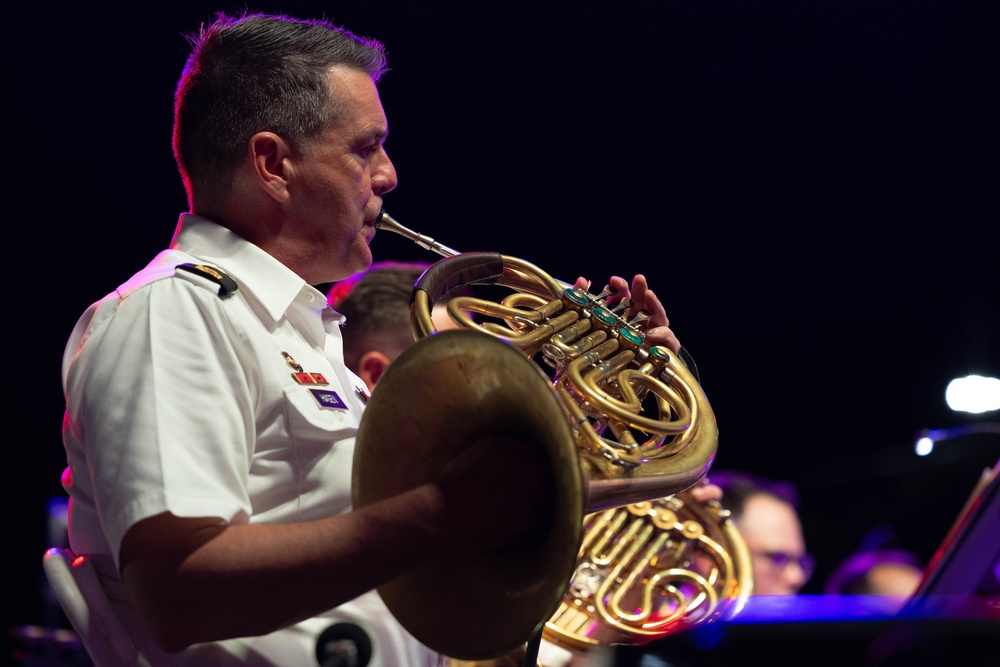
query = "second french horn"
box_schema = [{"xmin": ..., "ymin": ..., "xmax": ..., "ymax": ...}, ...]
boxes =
[{"xmin": 350, "ymin": 212, "xmax": 752, "ymax": 661}]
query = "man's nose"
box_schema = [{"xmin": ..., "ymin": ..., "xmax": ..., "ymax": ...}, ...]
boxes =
[
  {"xmin": 786, "ymin": 561, "xmax": 808, "ymax": 587},
  {"xmin": 373, "ymin": 151, "xmax": 397, "ymax": 195}
]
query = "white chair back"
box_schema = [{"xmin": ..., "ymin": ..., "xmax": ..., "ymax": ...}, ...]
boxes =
[{"xmin": 42, "ymin": 547, "xmax": 150, "ymax": 667}]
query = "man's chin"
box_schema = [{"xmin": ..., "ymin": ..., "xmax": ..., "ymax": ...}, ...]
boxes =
[{"xmin": 350, "ymin": 245, "xmax": 374, "ymax": 276}]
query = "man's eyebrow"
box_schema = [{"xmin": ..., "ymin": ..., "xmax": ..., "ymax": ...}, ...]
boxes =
[{"xmin": 366, "ymin": 124, "xmax": 389, "ymax": 142}]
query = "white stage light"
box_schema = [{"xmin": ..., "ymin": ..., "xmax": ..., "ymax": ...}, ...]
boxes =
[{"xmin": 945, "ymin": 375, "xmax": 1000, "ymax": 414}]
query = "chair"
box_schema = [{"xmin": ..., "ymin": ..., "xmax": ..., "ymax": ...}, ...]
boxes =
[{"xmin": 42, "ymin": 547, "xmax": 151, "ymax": 667}]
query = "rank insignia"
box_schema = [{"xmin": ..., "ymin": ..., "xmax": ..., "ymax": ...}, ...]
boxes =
[
  {"xmin": 292, "ymin": 372, "xmax": 329, "ymax": 386},
  {"xmin": 176, "ymin": 263, "xmax": 238, "ymax": 297},
  {"xmin": 310, "ymin": 389, "xmax": 348, "ymax": 410},
  {"xmin": 282, "ymin": 352, "xmax": 329, "ymax": 385}
]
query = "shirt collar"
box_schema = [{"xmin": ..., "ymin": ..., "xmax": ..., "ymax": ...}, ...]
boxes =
[{"xmin": 170, "ymin": 213, "xmax": 330, "ymax": 324}]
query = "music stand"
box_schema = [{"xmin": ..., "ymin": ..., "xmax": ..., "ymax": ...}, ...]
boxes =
[{"xmin": 900, "ymin": 457, "xmax": 1000, "ymax": 619}]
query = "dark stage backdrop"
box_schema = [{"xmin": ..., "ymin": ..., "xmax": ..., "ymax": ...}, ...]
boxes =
[{"xmin": 7, "ymin": 0, "xmax": 998, "ymax": 640}]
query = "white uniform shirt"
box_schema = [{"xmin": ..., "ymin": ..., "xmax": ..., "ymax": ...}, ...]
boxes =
[{"xmin": 61, "ymin": 214, "xmax": 443, "ymax": 667}]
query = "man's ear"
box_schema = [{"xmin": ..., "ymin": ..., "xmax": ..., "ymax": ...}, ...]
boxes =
[
  {"xmin": 249, "ymin": 132, "xmax": 293, "ymax": 203},
  {"xmin": 357, "ymin": 350, "xmax": 392, "ymax": 391}
]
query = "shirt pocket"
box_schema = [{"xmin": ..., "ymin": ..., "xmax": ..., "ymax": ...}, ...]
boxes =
[{"xmin": 281, "ymin": 383, "xmax": 358, "ymax": 450}]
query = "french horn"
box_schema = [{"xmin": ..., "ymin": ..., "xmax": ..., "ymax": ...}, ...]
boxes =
[{"xmin": 350, "ymin": 212, "xmax": 752, "ymax": 661}]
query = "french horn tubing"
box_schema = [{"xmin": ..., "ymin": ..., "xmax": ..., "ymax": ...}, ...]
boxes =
[{"xmin": 350, "ymin": 211, "xmax": 752, "ymax": 661}]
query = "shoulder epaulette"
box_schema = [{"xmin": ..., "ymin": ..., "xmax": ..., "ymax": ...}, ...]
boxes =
[{"xmin": 176, "ymin": 263, "xmax": 238, "ymax": 297}]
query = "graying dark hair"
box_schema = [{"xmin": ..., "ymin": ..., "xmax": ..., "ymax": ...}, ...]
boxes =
[{"xmin": 173, "ymin": 12, "xmax": 388, "ymax": 202}]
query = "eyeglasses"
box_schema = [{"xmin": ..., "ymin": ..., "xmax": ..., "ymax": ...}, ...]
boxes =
[{"xmin": 755, "ymin": 551, "xmax": 815, "ymax": 579}]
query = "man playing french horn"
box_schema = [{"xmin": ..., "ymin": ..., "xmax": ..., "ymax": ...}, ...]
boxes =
[{"xmin": 57, "ymin": 11, "xmax": 733, "ymax": 667}]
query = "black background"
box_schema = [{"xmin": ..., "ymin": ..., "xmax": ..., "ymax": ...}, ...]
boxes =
[{"xmin": 6, "ymin": 0, "xmax": 999, "ymax": 639}]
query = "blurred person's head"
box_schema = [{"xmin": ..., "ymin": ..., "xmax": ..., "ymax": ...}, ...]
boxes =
[
  {"xmin": 824, "ymin": 548, "xmax": 923, "ymax": 598},
  {"xmin": 712, "ymin": 470, "xmax": 812, "ymax": 596},
  {"xmin": 328, "ymin": 260, "xmax": 462, "ymax": 389}
]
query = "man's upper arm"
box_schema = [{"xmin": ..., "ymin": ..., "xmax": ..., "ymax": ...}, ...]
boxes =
[{"xmin": 75, "ymin": 276, "xmax": 254, "ymax": 564}]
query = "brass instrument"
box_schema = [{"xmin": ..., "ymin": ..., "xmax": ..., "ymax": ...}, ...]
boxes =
[
  {"xmin": 544, "ymin": 491, "xmax": 751, "ymax": 654},
  {"xmin": 351, "ymin": 212, "xmax": 752, "ymax": 661}
]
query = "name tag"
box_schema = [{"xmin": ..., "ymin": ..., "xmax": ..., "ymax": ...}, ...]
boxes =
[{"xmin": 309, "ymin": 389, "xmax": 348, "ymax": 410}]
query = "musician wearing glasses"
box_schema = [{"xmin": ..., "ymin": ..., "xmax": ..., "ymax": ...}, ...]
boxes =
[
  {"xmin": 710, "ymin": 471, "xmax": 814, "ymax": 596},
  {"xmin": 57, "ymin": 11, "xmax": 687, "ymax": 667}
]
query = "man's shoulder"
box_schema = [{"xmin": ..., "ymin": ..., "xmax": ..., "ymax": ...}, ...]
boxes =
[
  {"xmin": 117, "ymin": 251, "xmax": 238, "ymax": 300},
  {"xmin": 63, "ymin": 253, "xmax": 244, "ymax": 373}
]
